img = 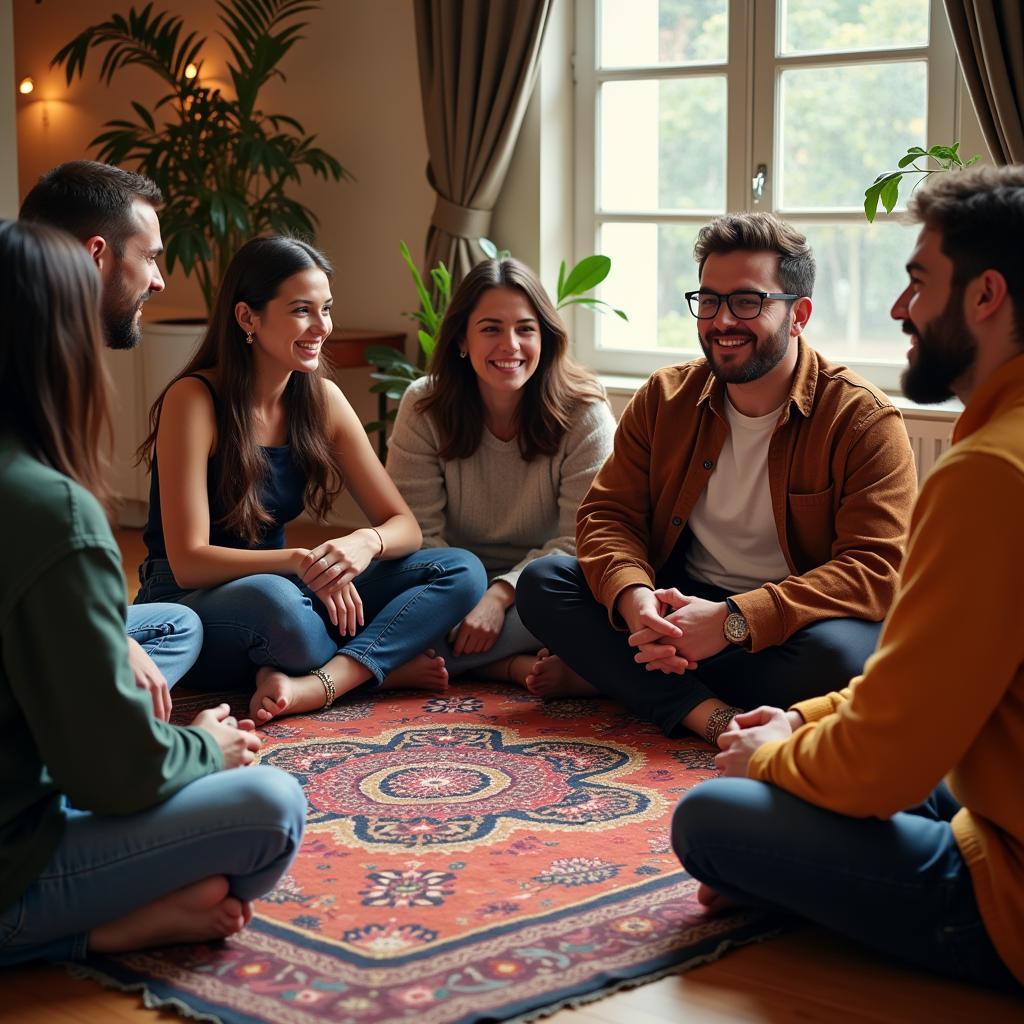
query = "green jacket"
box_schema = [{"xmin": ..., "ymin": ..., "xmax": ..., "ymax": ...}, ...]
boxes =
[{"xmin": 0, "ymin": 437, "xmax": 221, "ymax": 911}]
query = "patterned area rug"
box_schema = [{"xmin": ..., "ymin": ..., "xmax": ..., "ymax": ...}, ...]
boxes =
[{"xmin": 72, "ymin": 684, "xmax": 778, "ymax": 1024}]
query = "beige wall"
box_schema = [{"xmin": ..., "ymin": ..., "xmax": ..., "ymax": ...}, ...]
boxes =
[
  {"xmin": 13, "ymin": 0, "xmax": 434, "ymax": 336},
  {"xmin": 13, "ymin": 0, "xmax": 436, "ymax": 526},
  {"xmin": 0, "ymin": 0, "xmax": 18, "ymax": 217}
]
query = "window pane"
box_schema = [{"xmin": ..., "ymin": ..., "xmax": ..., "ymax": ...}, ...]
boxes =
[
  {"xmin": 778, "ymin": 62, "xmax": 926, "ymax": 211},
  {"xmin": 802, "ymin": 221, "xmax": 918, "ymax": 364},
  {"xmin": 600, "ymin": 0, "xmax": 728, "ymax": 68},
  {"xmin": 595, "ymin": 222, "xmax": 703, "ymax": 352},
  {"xmin": 601, "ymin": 77, "xmax": 727, "ymax": 211},
  {"xmin": 780, "ymin": 0, "xmax": 929, "ymax": 55}
]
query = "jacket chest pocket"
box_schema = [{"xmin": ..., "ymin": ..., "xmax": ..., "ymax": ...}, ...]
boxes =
[{"xmin": 787, "ymin": 485, "xmax": 835, "ymax": 567}]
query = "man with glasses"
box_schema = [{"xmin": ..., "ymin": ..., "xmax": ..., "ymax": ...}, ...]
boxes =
[{"xmin": 518, "ymin": 212, "xmax": 917, "ymax": 745}]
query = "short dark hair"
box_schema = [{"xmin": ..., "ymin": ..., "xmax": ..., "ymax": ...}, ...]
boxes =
[
  {"xmin": 19, "ymin": 161, "xmax": 162, "ymax": 257},
  {"xmin": 694, "ymin": 212, "xmax": 816, "ymax": 299},
  {"xmin": 909, "ymin": 164, "xmax": 1024, "ymax": 345}
]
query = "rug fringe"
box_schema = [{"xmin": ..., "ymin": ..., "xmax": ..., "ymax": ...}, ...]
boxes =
[
  {"xmin": 63, "ymin": 962, "xmax": 226, "ymax": 1024},
  {"xmin": 505, "ymin": 925, "xmax": 785, "ymax": 1024}
]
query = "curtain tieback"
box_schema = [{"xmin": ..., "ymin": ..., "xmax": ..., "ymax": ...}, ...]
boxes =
[{"xmin": 430, "ymin": 193, "xmax": 493, "ymax": 240}]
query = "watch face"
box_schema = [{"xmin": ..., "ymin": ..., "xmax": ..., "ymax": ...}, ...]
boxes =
[{"xmin": 724, "ymin": 612, "xmax": 749, "ymax": 643}]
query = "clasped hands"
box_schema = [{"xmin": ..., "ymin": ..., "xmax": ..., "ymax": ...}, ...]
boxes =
[
  {"xmin": 294, "ymin": 529, "xmax": 381, "ymax": 636},
  {"xmin": 619, "ymin": 585, "xmax": 730, "ymax": 675}
]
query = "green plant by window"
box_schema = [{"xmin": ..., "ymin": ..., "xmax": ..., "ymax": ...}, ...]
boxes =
[
  {"xmin": 363, "ymin": 241, "xmax": 628, "ymax": 437},
  {"xmin": 864, "ymin": 142, "xmax": 979, "ymax": 222},
  {"xmin": 52, "ymin": 0, "xmax": 349, "ymax": 312}
]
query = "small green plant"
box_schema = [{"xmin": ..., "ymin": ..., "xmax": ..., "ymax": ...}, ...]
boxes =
[
  {"xmin": 864, "ymin": 142, "xmax": 979, "ymax": 222},
  {"xmin": 363, "ymin": 241, "xmax": 628, "ymax": 436}
]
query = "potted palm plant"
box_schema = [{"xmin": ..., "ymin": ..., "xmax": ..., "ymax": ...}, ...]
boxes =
[{"xmin": 52, "ymin": 0, "xmax": 348, "ymax": 313}]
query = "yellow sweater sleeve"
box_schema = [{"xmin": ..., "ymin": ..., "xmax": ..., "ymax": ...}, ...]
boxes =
[{"xmin": 748, "ymin": 450, "xmax": 1024, "ymax": 818}]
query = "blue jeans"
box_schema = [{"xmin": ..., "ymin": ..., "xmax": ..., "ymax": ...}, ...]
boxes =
[
  {"xmin": 672, "ymin": 778, "xmax": 1021, "ymax": 992},
  {"xmin": 433, "ymin": 604, "xmax": 541, "ymax": 677},
  {"xmin": 0, "ymin": 766, "xmax": 305, "ymax": 966},
  {"xmin": 135, "ymin": 549, "xmax": 486, "ymax": 690},
  {"xmin": 517, "ymin": 556, "xmax": 881, "ymax": 735},
  {"xmin": 126, "ymin": 602, "xmax": 203, "ymax": 687}
]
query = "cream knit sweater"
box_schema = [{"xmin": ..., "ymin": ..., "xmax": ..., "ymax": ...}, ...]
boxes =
[{"xmin": 386, "ymin": 375, "xmax": 615, "ymax": 588}]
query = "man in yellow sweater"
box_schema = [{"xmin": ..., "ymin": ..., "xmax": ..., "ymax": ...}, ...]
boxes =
[{"xmin": 671, "ymin": 166, "xmax": 1024, "ymax": 991}]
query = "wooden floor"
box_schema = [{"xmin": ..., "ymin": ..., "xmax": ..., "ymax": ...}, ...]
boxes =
[{"xmin": 3, "ymin": 528, "xmax": 1022, "ymax": 1024}]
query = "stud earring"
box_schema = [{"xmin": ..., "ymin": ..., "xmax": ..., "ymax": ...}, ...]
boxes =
[
  {"xmin": 458, "ymin": 349, "xmax": 467, "ymax": 359},
  {"xmin": 245, "ymin": 330, "xmax": 254, "ymax": 346}
]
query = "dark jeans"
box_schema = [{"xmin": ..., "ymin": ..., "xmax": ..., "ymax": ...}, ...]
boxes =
[
  {"xmin": 516, "ymin": 555, "xmax": 880, "ymax": 735},
  {"xmin": 136, "ymin": 549, "xmax": 486, "ymax": 690},
  {"xmin": 672, "ymin": 779, "xmax": 1021, "ymax": 992}
]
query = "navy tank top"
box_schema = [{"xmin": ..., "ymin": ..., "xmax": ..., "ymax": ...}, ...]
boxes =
[{"xmin": 141, "ymin": 374, "xmax": 308, "ymax": 561}]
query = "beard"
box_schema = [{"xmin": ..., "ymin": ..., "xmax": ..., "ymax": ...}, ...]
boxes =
[
  {"xmin": 101, "ymin": 269, "xmax": 150, "ymax": 350},
  {"xmin": 901, "ymin": 286, "xmax": 977, "ymax": 404},
  {"xmin": 699, "ymin": 316, "xmax": 792, "ymax": 384}
]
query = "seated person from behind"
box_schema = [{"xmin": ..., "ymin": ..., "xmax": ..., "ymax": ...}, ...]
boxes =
[
  {"xmin": 387, "ymin": 257, "xmax": 614, "ymax": 689},
  {"xmin": 518, "ymin": 212, "xmax": 917, "ymax": 744},
  {"xmin": 0, "ymin": 219, "xmax": 304, "ymax": 966},
  {"xmin": 673, "ymin": 164, "xmax": 1024, "ymax": 994}
]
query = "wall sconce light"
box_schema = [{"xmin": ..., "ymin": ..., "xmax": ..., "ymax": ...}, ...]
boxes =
[
  {"xmin": 184, "ymin": 63, "xmax": 198, "ymax": 80},
  {"xmin": 18, "ymin": 77, "xmax": 34, "ymax": 95}
]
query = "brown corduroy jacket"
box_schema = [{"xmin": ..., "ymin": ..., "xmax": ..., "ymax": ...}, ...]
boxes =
[{"xmin": 576, "ymin": 339, "xmax": 918, "ymax": 652}]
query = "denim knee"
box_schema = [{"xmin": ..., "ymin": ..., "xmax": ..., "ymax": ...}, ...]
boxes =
[
  {"xmin": 169, "ymin": 605, "xmax": 204, "ymax": 665},
  {"xmin": 671, "ymin": 778, "xmax": 757, "ymax": 870},
  {"xmin": 516, "ymin": 554, "xmax": 577, "ymax": 626},
  {"xmin": 430, "ymin": 548, "xmax": 488, "ymax": 604},
  {"xmin": 229, "ymin": 766, "xmax": 307, "ymax": 852},
  {"xmin": 795, "ymin": 619, "xmax": 881, "ymax": 682}
]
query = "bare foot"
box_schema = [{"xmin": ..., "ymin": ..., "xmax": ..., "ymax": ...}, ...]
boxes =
[
  {"xmin": 524, "ymin": 649, "xmax": 599, "ymax": 698},
  {"xmin": 382, "ymin": 650, "xmax": 449, "ymax": 692},
  {"xmin": 696, "ymin": 882, "xmax": 736, "ymax": 916},
  {"xmin": 250, "ymin": 665, "xmax": 324, "ymax": 724},
  {"xmin": 89, "ymin": 876, "xmax": 252, "ymax": 953}
]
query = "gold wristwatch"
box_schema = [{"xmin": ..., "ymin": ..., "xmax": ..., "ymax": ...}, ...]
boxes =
[{"xmin": 723, "ymin": 598, "xmax": 750, "ymax": 645}]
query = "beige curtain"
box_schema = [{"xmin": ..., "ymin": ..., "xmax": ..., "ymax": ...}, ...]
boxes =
[
  {"xmin": 414, "ymin": 0, "xmax": 553, "ymax": 284},
  {"xmin": 944, "ymin": 1, "xmax": 1024, "ymax": 164}
]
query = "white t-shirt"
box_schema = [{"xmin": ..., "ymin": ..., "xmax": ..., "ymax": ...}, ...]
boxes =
[{"xmin": 684, "ymin": 396, "xmax": 791, "ymax": 592}]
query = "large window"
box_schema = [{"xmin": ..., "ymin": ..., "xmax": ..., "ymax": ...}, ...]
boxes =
[{"xmin": 575, "ymin": 0, "xmax": 957, "ymax": 388}]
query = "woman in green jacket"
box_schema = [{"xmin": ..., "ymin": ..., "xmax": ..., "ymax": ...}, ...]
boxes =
[{"xmin": 0, "ymin": 219, "xmax": 305, "ymax": 965}]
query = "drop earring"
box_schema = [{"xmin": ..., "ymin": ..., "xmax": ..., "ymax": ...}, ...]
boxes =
[
  {"xmin": 245, "ymin": 330, "xmax": 254, "ymax": 346},
  {"xmin": 458, "ymin": 349, "xmax": 467, "ymax": 359}
]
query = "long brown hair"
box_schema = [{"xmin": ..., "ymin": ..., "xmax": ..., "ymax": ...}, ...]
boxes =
[
  {"xmin": 139, "ymin": 236, "xmax": 342, "ymax": 544},
  {"xmin": 419, "ymin": 258, "xmax": 604, "ymax": 460},
  {"xmin": 0, "ymin": 219, "xmax": 113, "ymax": 511}
]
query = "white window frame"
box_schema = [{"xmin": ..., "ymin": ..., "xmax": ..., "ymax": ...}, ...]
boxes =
[{"xmin": 574, "ymin": 0, "xmax": 958, "ymax": 389}]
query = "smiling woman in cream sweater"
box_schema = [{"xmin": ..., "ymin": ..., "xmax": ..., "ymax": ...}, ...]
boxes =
[{"xmin": 387, "ymin": 258, "xmax": 614, "ymax": 690}]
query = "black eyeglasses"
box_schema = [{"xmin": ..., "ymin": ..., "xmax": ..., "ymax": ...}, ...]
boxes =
[{"xmin": 684, "ymin": 290, "xmax": 799, "ymax": 320}]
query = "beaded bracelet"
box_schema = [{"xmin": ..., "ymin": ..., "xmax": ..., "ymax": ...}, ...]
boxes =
[
  {"xmin": 703, "ymin": 705, "xmax": 743, "ymax": 746},
  {"xmin": 311, "ymin": 667, "xmax": 336, "ymax": 709}
]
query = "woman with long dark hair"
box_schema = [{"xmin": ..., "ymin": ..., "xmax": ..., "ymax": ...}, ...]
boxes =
[
  {"xmin": 387, "ymin": 258, "xmax": 615, "ymax": 690},
  {"xmin": 0, "ymin": 219, "xmax": 304, "ymax": 964},
  {"xmin": 136, "ymin": 235, "xmax": 484, "ymax": 722}
]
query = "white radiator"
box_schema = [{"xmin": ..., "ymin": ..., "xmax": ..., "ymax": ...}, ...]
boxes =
[{"xmin": 903, "ymin": 409, "xmax": 956, "ymax": 484}]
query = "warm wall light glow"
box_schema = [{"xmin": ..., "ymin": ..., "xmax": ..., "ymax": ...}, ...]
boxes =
[
  {"xmin": 18, "ymin": 77, "xmax": 34, "ymax": 95},
  {"xmin": 184, "ymin": 63, "xmax": 198, "ymax": 80}
]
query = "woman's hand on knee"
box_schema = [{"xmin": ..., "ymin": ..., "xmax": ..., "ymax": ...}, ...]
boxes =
[
  {"xmin": 300, "ymin": 534, "xmax": 376, "ymax": 592},
  {"xmin": 192, "ymin": 703, "xmax": 262, "ymax": 768},
  {"xmin": 317, "ymin": 582, "xmax": 364, "ymax": 636}
]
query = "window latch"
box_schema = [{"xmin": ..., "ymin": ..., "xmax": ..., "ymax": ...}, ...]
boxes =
[{"xmin": 752, "ymin": 164, "xmax": 767, "ymax": 204}]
